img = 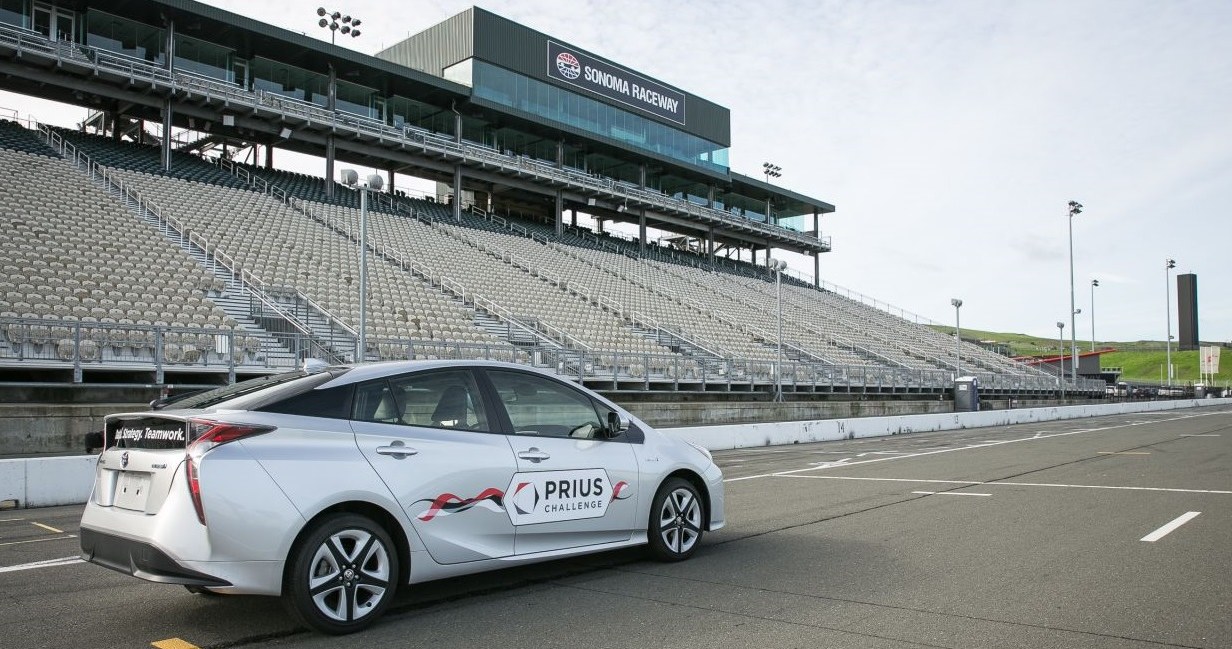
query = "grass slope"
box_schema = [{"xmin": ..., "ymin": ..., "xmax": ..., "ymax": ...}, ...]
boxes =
[{"xmin": 926, "ymin": 326, "xmax": 1230, "ymax": 385}]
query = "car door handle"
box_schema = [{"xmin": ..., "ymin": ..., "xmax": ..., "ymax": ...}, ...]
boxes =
[
  {"xmin": 518, "ymin": 448, "xmax": 550, "ymax": 462},
  {"xmin": 376, "ymin": 442, "xmax": 419, "ymax": 459}
]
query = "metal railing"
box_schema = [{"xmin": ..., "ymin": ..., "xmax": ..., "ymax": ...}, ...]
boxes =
[
  {"xmin": 0, "ymin": 315, "xmax": 1107, "ymax": 394},
  {"xmin": 0, "ymin": 23, "xmax": 823, "ymax": 252}
]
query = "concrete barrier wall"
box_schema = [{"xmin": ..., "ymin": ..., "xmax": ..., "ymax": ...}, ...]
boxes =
[
  {"xmin": 2, "ymin": 398, "xmax": 1229, "ymax": 508},
  {"xmin": 661, "ymin": 397, "xmax": 1232, "ymax": 450},
  {"xmin": 0, "ymin": 455, "xmax": 98, "ymax": 508}
]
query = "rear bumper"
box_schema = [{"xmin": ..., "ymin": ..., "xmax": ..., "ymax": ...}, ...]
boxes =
[{"xmin": 79, "ymin": 528, "xmax": 231, "ymax": 588}]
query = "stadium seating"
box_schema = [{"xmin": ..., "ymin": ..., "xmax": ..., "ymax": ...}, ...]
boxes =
[
  {"xmin": 0, "ymin": 120, "xmax": 1054, "ymax": 386},
  {"xmin": 0, "ymin": 121, "xmax": 246, "ymax": 366}
]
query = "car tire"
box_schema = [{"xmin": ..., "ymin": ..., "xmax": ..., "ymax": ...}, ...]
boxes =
[
  {"xmin": 282, "ymin": 513, "xmax": 399, "ymax": 635},
  {"xmin": 646, "ymin": 477, "xmax": 704, "ymax": 562}
]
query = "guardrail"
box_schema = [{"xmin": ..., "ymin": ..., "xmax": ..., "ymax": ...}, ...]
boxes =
[{"xmin": 0, "ymin": 316, "xmax": 1106, "ymax": 394}]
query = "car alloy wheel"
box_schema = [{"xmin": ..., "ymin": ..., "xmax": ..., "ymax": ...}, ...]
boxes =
[
  {"xmin": 284, "ymin": 513, "xmax": 398, "ymax": 634},
  {"xmin": 648, "ymin": 478, "xmax": 703, "ymax": 561}
]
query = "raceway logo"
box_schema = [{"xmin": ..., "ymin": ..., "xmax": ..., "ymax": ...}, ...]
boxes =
[
  {"xmin": 555, "ymin": 51, "xmax": 581, "ymax": 79},
  {"xmin": 505, "ymin": 470, "xmax": 632, "ymax": 526}
]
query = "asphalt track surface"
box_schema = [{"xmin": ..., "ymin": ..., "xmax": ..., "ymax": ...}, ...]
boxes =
[{"xmin": 2, "ymin": 406, "xmax": 1229, "ymax": 648}]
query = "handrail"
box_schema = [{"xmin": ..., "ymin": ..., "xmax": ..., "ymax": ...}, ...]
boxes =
[{"xmin": 40, "ymin": 125, "xmax": 361, "ymax": 366}]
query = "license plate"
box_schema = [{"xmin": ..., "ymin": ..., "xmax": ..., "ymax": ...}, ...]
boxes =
[{"xmin": 113, "ymin": 472, "xmax": 151, "ymax": 511}]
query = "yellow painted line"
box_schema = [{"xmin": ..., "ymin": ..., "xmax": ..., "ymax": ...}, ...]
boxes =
[
  {"xmin": 151, "ymin": 639, "xmax": 201, "ymax": 649},
  {"xmin": 1097, "ymin": 451, "xmax": 1150, "ymax": 455},
  {"xmin": 32, "ymin": 522, "xmax": 64, "ymax": 534}
]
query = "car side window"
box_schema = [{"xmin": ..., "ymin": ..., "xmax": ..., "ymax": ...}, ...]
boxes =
[
  {"xmin": 353, "ymin": 371, "xmax": 490, "ymax": 432},
  {"xmin": 487, "ymin": 370, "xmax": 603, "ymax": 439}
]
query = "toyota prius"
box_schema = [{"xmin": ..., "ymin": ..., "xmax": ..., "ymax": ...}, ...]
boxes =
[{"xmin": 79, "ymin": 360, "xmax": 725, "ymax": 634}]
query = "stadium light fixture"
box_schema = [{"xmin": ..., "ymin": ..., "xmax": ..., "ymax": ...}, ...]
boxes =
[
  {"xmin": 770, "ymin": 258, "xmax": 788, "ymax": 402},
  {"xmin": 951, "ymin": 298, "xmax": 962, "ymax": 377},
  {"xmin": 1090, "ymin": 279, "xmax": 1099, "ymax": 352},
  {"xmin": 1056, "ymin": 321, "xmax": 1066, "ymax": 400},
  {"xmin": 341, "ymin": 168, "xmax": 384, "ymax": 363},
  {"xmin": 317, "ymin": 7, "xmax": 362, "ymax": 45},
  {"xmin": 762, "ymin": 162, "xmax": 782, "ymax": 183},
  {"xmin": 1067, "ymin": 200, "xmax": 1082, "ymax": 386},
  {"xmin": 1165, "ymin": 258, "xmax": 1176, "ymax": 386}
]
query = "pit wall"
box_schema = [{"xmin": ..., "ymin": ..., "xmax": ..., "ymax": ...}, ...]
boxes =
[{"xmin": 2, "ymin": 398, "xmax": 1229, "ymax": 509}]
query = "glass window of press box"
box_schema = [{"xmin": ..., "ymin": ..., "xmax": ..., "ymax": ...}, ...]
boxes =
[{"xmin": 461, "ymin": 59, "xmax": 729, "ymax": 174}]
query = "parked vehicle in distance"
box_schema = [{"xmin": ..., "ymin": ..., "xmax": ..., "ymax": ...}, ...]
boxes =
[{"xmin": 79, "ymin": 360, "xmax": 725, "ymax": 634}]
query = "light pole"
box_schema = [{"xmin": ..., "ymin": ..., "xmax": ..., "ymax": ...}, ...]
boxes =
[
  {"xmin": 1090, "ymin": 279, "xmax": 1099, "ymax": 352},
  {"xmin": 770, "ymin": 258, "xmax": 787, "ymax": 402},
  {"xmin": 951, "ymin": 298, "xmax": 963, "ymax": 377},
  {"xmin": 316, "ymin": 7, "xmax": 362, "ymax": 45},
  {"xmin": 341, "ymin": 169, "xmax": 383, "ymax": 362},
  {"xmin": 1165, "ymin": 258, "xmax": 1176, "ymax": 386},
  {"xmin": 1072, "ymin": 307, "xmax": 1082, "ymax": 379},
  {"xmin": 1057, "ymin": 321, "xmax": 1066, "ymax": 400},
  {"xmin": 1067, "ymin": 200, "xmax": 1082, "ymax": 385}
]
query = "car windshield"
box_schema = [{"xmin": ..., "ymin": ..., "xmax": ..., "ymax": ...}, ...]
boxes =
[{"xmin": 166, "ymin": 369, "xmax": 349, "ymax": 411}]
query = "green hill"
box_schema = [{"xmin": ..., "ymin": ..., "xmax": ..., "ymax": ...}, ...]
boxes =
[{"xmin": 926, "ymin": 326, "xmax": 1230, "ymax": 385}]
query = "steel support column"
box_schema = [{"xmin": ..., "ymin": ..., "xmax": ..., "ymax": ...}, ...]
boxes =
[
  {"xmin": 453, "ymin": 165, "xmax": 463, "ymax": 221},
  {"xmin": 160, "ymin": 99, "xmax": 172, "ymax": 172},
  {"xmin": 554, "ymin": 190, "xmax": 564, "ymax": 236}
]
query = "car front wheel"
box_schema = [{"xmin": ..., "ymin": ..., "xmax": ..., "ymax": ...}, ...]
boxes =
[
  {"xmin": 283, "ymin": 513, "xmax": 399, "ymax": 634},
  {"xmin": 647, "ymin": 478, "xmax": 704, "ymax": 562}
]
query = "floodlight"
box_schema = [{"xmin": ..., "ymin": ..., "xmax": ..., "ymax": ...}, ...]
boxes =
[
  {"xmin": 1057, "ymin": 321, "xmax": 1064, "ymax": 330},
  {"xmin": 318, "ymin": 18, "xmax": 327, "ymax": 27},
  {"xmin": 342, "ymin": 15, "xmax": 351, "ymax": 23},
  {"xmin": 339, "ymin": 169, "xmax": 359, "ymax": 186},
  {"xmin": 352, "ymin": 19, "xmax": 361, "ymax": 27},
  {"xmin": 317, "ymin": 7, "xmax": 327, "ymax": 16},
  {"xmin": 352, "ymin": 30, "xmax": 360, "ymax": 37},
  {"xmin": 340, "ymin": 25, "xmax": 350, "ymax": 34},
  {"xmin": 279, "ymin": 127, "xmax": 293, "ymax": 139},
  {"xmin": 366, "ymin": 174, "xmax": 384, "ymax": 190},
  {"xmin": 951, "ymin": 298, "xmax": 962, "ymax": 308},
  {"xmin": 1166, "ymin": 258, "xmax": 1175, "ymax": 269},
  {"xmin": 1092, "ymin": 279, "xmax": 1099, "ymax": 287},
  {"xmin": 331, "ymin": 11, "xmax": 340, "ymax": 19}
]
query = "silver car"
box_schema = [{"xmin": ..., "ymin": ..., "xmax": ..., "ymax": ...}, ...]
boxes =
[{"xmin": 79, "ymin": 360, "xmax": 725, "ymax": 634}]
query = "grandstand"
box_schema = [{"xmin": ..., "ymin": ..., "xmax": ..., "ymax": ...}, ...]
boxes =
[{"xmin": 0, "ymin": 1, "xmax": 1102, "ymax": 400}]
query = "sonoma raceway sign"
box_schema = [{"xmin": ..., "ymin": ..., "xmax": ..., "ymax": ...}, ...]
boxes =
[{"xmin": 547, "ymin": 41, "xmax": 686, "ymax": 126}]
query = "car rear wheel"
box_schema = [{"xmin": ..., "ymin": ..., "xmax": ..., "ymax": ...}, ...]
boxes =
[
  {"xmin": 283, "ymin": 513, "xmax": 398, "ymax": 634},
  {"xmin": 647, "ymin": 478, "xmax": 703, "ymax": 562}
]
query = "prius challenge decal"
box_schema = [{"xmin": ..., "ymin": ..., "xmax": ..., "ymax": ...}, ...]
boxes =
[
  {"xmin": 415, "ymin": 473, "xmax": 636, "ymax": 525},
  {"xmin": 413, "ymin": 488, "xmax": 505, "ymax": 521}
]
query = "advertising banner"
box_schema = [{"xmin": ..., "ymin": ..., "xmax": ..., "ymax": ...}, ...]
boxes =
[
  {"xmin": 546, "ymin": 41, "xmax": 686, "ymax": 125},
  {"xmin": 1200, "ymin": 346, "xmax": 1220, "ymax": 374}
]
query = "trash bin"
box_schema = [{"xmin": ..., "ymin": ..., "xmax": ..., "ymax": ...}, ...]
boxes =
[
  {"xmin": 954, "ymin": 376, "xmax": 980, "ymax": 412},
  {"xmin": 1194, "ymin": 384, "xmax": 1206, "ymax": 399}
]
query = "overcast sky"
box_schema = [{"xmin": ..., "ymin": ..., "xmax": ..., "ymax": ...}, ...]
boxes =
[{"xmin": 4, "ymin": 1, "xmax": 1229, "ymax": 343}]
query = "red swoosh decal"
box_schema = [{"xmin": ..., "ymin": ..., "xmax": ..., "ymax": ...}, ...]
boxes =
[{"xmin": 416, "ymin": 487, "xmax": 505, "ymax": 521}]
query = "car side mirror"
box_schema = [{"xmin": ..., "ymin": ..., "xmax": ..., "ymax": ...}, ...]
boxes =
[{"xmin": 607, "ymin": 411, "xmax": 631, "ymax": 437}]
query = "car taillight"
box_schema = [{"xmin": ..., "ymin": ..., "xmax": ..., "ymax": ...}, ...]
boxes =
[
  {"xmin": 185, "ymin": 420, "xmax": 276, "ymax": 525},
  {"xmin": 186, "ymin": 456, "xmax": 206, "ymax": 525}
]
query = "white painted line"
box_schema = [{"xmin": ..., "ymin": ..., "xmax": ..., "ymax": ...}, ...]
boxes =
[
  {"xmin": 0, "ymin": 517, "xmax": 28, "ymax": 522},
  {"xmin": 723, "ymin": 410, "xmax": 1228, "ymax": 483},
  {"xmin": 1180, "ymin": 434, "xmax": 1220, "ymax": 437},
  {"xmin": 31, "ymin": 522, "xmax": 64, "ymax": 534},
  {"xmin": 729, "ymin": 416, "xmax": 1163, "ymax": 482},
  {"xmin": 0, "ymin": 534, "xmax": 77, "ymax": 547},
  {"xmin": 0, "ymin": 556, "xmax": 85, "ymax": 573},
  {"xmin": 912, "ymin": 491, "xmax": 992, "ymax": 497},
  {"xmin": 1141, "ymin": 512, "xmax": 1202, "ymax": 543},
  {"xmin": 778, "ymin": 474, "xmax": 1232, "ymax": 495},
  {"xmin": 1097, "ymin": 451, "xmax": 1150, "ymax": 455}
]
